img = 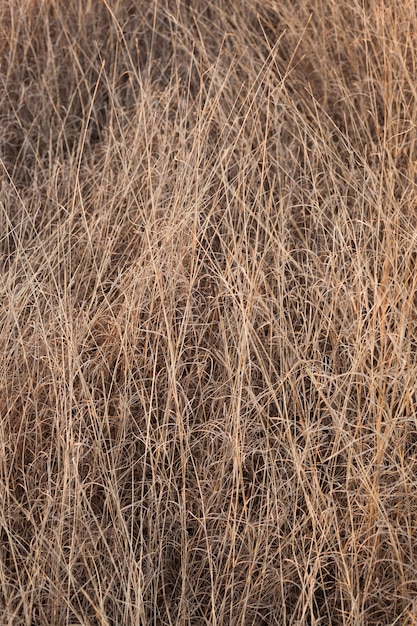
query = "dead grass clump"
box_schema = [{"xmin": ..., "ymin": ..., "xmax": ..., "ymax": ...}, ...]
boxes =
[{"xmin": 1, "ymin": 0, "xmax": 417, "ymax": 624}]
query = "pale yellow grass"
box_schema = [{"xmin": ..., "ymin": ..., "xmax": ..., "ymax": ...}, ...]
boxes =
[{"xmin": 1, "ymin": 1, "xmax": 417, "ymax": 624}]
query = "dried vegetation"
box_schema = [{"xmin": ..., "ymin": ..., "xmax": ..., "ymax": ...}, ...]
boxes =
[{"xmin": 1, "ymin": 0, "xmax": 417, "ymax": 624}]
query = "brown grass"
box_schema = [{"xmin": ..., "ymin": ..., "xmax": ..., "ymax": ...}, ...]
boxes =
[{"xmin": 1, "ymin": 0, "xmax": 417, "ymax": 624}]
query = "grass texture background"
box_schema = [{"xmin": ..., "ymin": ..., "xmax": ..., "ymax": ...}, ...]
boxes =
[{"xmin": 1, "ymin": 0, "xmax": 417, "ymax": 624}]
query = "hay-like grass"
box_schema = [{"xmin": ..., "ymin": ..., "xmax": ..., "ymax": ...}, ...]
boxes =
[{"xmin": 1, "ymin": 1, "xmax": 417, "ymax": 624}]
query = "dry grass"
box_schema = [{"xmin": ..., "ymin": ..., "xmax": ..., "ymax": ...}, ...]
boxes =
[{"xmin": 1, "ymin": 0, "xmax": 417, "ymax": 624}]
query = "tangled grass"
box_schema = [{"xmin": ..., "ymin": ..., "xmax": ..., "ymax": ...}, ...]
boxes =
[{"xmin": 1, "ymin": 1, "xmax": 417, "ymax": 624}]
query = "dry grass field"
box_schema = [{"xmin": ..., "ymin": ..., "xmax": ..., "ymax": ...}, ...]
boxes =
[{"xmin": 1, "ymin": 0, "xmax": 417, "ymax": 624}]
